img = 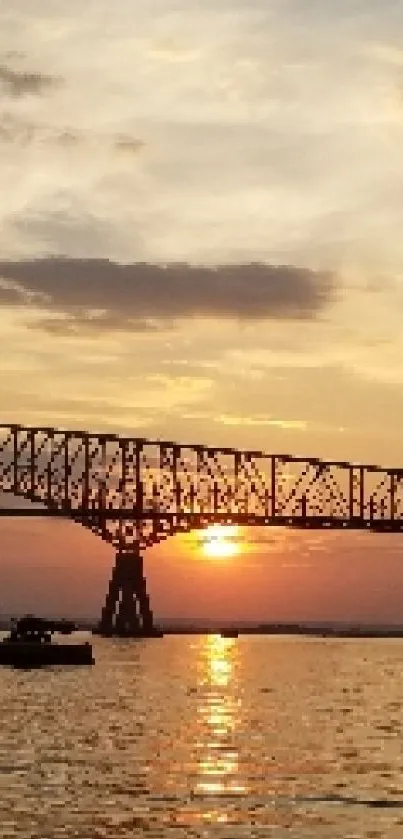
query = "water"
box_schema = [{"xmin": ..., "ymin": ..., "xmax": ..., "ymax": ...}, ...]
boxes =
[{"xmin": 0, "ymin": 633, "xmax": 403, "ymax": 838}]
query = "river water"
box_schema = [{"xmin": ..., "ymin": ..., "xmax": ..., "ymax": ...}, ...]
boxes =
[{"xmin": 0, "ymin": 633, "xmax": 402, "ymax": 838}]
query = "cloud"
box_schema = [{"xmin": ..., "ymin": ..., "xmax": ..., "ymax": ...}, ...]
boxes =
[
  {"xmin": 114, "ymin": 135, "xmax": 145, "ymax": 154},
  {"xmin": 215, "ymin": 414, "xmax": 307, "ymax": 430},
  {"xmin": 0, "ymin": 0, "xmax": 403, "ymax": 275},
  {"xmin": 0, "ymin": 63, "xmax": 60, "ymax": 97},
  {"xmin": 29, "ymin": 313, "xmax": 166, "ymax": 336},
  {"xmin": 0, "ymin": 115, "xmax": 38, "ymax": 146},
  {"xmin": 0, "ymin": 114, "xmax": 144, "ymax": 156},
  {"xmin": 0, "ymin": 258, "xmax": 335, "ymax": 333},
  {"xmin": 0, "ymin": 282, "xmax": 26, "ymax": 306}
]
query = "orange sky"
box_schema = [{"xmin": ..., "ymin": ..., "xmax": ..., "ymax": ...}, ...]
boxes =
[
  {"xmin": 1, "ymin": 514, "xmax": 402, "ymax": 625},
  {"xmin": 2, "ymin": 0, "xmax": 403, "ymax": 622}
]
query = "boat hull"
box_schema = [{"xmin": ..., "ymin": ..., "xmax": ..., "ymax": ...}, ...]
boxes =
[{"xmin": 0, "ymin": 641, "xmax": 94, "ymax": 667}]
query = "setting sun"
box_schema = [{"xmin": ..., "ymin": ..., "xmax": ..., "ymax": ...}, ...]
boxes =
[{"xmin": 202, "ymin": 525, "xmax": 240, "ymax": 559}]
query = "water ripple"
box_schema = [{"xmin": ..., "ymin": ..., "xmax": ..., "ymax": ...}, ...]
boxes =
[{"xmin": 0, "ymin": 634, "xmax": 402, "ymax": 837}]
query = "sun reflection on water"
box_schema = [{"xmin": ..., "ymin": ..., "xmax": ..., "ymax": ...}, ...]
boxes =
[{"xmin": 195, "ymin": 634, "xmax": 247, "ymax": 803}]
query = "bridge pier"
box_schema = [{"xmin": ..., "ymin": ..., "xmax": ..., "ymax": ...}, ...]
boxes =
[{"xmin": 99, "ymin": 550, "xmax": 154, "ymax": 636}]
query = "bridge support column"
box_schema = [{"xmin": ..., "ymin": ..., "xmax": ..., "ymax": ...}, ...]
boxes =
[{"xmin": 99, "ymin": 550, "xmax": 154, "ymax": 636}]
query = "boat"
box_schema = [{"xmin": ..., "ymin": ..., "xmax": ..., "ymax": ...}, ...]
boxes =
[{"xmin": 0, "ymin": 616, "xmax": 95, "ymax": 667}]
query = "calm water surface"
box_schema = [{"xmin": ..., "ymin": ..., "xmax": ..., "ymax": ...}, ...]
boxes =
[{"xmin": 0, "ymin": 634, "xmax": 403, "ymax": 838}]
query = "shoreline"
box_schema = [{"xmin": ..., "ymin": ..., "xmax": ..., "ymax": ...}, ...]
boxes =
[{"xmin": 158, "ymin": 626, "xmax": 403, "ymax": 638}]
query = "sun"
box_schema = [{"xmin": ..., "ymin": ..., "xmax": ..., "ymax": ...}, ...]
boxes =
[{"xmin": 202, "ymin": 525, "xmax": 240, "ymax": 559}]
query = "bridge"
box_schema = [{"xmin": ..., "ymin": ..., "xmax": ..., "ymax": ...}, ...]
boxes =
[{"xmin": 0, "ymin": 422, "xmax": 402, "ymax": 635}]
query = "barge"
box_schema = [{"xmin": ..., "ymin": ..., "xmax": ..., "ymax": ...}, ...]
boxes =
[{"xmin": 0, "ymin": 616, "xmax": 94, "ymax": 667}]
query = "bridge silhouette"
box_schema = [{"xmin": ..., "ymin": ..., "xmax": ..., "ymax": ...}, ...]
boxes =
[{"xmin": 0, "ymin": 422, "xmax": 402, "ymax": 635}]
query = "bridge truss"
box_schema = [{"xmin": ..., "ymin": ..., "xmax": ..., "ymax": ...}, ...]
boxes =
[{"xmin": 0, "ymin": 423, "xmax": 402, "ymax": 634}]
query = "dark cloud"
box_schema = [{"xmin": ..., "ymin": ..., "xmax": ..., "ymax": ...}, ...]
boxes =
[
  {"xmin": 0, "ymin": 257, "xmax": 336, "ymax": 334},
  {"xmin": 0, "ymin": 283, "xmax": 26, "ymax": 306},
  {"xmin": 0, "ymin": 64, "xmax": 60, "ymax": 97}
]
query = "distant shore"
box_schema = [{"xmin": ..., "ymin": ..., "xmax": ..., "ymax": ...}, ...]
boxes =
[
  {"xmin": 2, "ymin": 617, "xmax": 403, "ymax": 639},
  {"xmin": 157, "ymin": 625, "xmax": 403, "ymax": 638}
]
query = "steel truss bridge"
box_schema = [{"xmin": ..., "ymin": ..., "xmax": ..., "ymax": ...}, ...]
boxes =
[{"xmin": 1, "ymin": 423, "xmax": 402, "ymax": 635}]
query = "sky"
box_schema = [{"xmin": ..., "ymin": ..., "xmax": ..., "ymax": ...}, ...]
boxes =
[{"xmin": 1, "ymin": 0, "xmax": 403, "ymax": 623}]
